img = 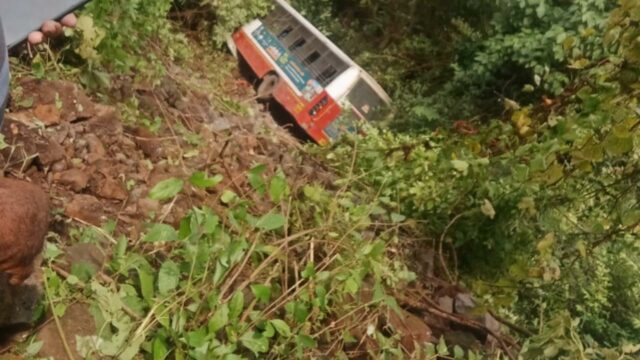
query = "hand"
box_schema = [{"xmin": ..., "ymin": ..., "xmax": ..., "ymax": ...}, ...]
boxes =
[{"xmin": 27, "ymin": 13, "xmax": 77, "ymax": 45}]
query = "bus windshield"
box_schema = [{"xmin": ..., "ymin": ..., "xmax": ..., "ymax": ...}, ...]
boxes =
[{"xmin": 347, "ymin": 79, "xmax": 389, "ymax": 121}]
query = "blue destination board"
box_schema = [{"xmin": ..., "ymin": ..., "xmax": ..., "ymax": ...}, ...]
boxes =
[{"xmin": 252, "ymin": 25, "xmax": 323, "ymax": 101}]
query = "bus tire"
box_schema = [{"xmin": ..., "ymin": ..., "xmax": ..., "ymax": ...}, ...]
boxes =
[{"xmin": 257, "ymin": 73, "xmax": 279, "ymax": 100}]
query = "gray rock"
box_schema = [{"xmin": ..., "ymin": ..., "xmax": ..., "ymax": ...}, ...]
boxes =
[
  {"xmin": 454, "ymin": 292, "xmax": 477, "ymax": 315},
  {"xmin": 210, "ymin": 117, "xmax": 234, "ymax": 132}
]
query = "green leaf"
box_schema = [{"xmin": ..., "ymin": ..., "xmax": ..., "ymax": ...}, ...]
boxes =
[
  {"xmin": 220, "ymin": 190, "xmax": 237, "ymax": 204},
  {"xmin": 622, "ymin": 210, "xmax": 640, "ymax": 227},
  {"xmin": 603, "ymin": 133, "xmax": 634, "ymax": 156},
  {"xmin": 390, "ymin": 213, "xmax": 406, "ymax": 223},
  {"xmin": 451, "ymin": 160, "xmax": 469, "ymax": 175},
  {"xmin": 295, "ymin": 334, "xmax": 317, "ymax": 349},
  {"xmin": 149, "ymin": 178, "xmax": 184, "ymax": 201},
  {"xmin": 25, "ymin": 341, "xmax": 44, "ymax": 356},
  {"xmin": 251, "ymin": 284, "xmax": 272, "ymax": 303},
  {"xmin": 537, "ymin": 233, "xmax": 556, "ymax": 254},
  {"xmin": 454, "ymin": 345, "xmax": 465, "ymax": 359},
  {"xmin": 269, "ymin": 319, "xmax": 292, "ymax": 337},
  {"xmin": 209, "ymin": 304, "xmax": 230, "ymax": 333},
  {"xmin": 138, "ymin": 268, "xmax": 155, "ymax": 303},
  {"xmin": 229, "ymin": 291, "xmax": 245, "ymax": 321},
  {"xmin": 240, "ymin": 331, "xmax": 269, "ymax": 356},
  {"xmin": 480, "ymin": 199, "xmax": 496, "ymax": 219},
  {"xmin": 437, "ymin": 337, "xmax": 449, "ymax": 355},
  {"xmin": 263, "ymin": 322, "xmax": 276, "ymax": 338},
  {"xmin": 157, "ymin": 260, "xmax": 180, "ymax": 295},
  {"xmin": 189, "ymin": 172, "xmax": 223, "ymax": 189},
  {"xmin": 248, "ymin": 164, "xmax": 267, "ymax": 195},
  {"xmin": 143, "ymin": 223, "xmax": 179, "ymax": 243},
  {"xmin": 152, "ymin": 337, "xmax": 169, "ymax": 360},
  {"xmin": 269, "ymin": 173, "xmax": 289, "ymax": 202},
  {"xmin": 255, "ymin": 213, "xmax": 286, "ymax": 231},
  {"xmin": 425, "ymin": 343, "xmax": 437, "ymax": 357},
  {"xmin": 0, "ymin": 134, "xmax": 7, "ymax": 151}
]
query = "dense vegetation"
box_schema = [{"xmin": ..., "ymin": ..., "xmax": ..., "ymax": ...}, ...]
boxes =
[
  {"xmin": 11, "ymin": 0, "xmax": 640, "ymax": 359},
  {"xmin": 303, "ymin": 0, "xmax": 640, "ymax": 357}
]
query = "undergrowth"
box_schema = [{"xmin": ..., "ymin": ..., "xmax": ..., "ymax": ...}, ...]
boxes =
[{"xmin": 37, "ymin": 167, "xmax": 422, "ymax": 359}]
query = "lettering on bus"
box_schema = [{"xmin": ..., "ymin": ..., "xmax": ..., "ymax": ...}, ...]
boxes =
[{"xmin": 252, "ymin": 25, "xmax": 323, "ymax": 102}]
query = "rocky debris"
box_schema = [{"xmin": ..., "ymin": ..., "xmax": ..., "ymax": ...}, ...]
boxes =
[
  {"xmin": 18, "ymin": 78, "xmax": 96, "ymax": 123},
  {"xmin": 63, "ymin": 243, "xmax": 108, "ymax": 274},
  {"xmin": 38, "ymin": 139, "xmax": 66, "ymax": 166},
  {"xmin": 54, "ymin": 168, "xmax": 90, "ymax": 191},
  {"xmin": 209, "ymin": 117, "xmax": 234, "ymax": 132},
  {"xmin": 85, "ymin": 105, "xmax": 123, "ymax": 142},
  {"xmin": 388, "ymin": 309, "xmax": 435, "ymax": 353},
  {"xmin": 65, "ymin": 194, "xmax": 106, "ymax": 226},
  {"xmin": 131, "ymin": 127, "xmax": 165, "ymax": 161},
  {"xmin": 37, "ymin": 303, "xmax": 96, "ymax": 360},
  {"xmin": 95, "ymin": 177, "xmax": 128, "ymax": 200},
  {"xmin": 33, "ymin": 104, "xmax": 61, "ymax": 126},
  {"xmin": 84, "ymin": 133, "xmax": 107, "ymax": 164},
  {"xmin": 138, "ymin": 198, "xmax": 160, "ymax": 217}
]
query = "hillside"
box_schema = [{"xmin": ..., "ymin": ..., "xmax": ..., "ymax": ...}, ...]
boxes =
[{"xmin": 1, "ymin": 1, "xmax": 640, "ymax": 359}]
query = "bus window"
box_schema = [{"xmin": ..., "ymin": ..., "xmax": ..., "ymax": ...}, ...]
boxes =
[
  {"xmin": 347, "ymin": 79, "xmax": 387, "ymax": 121},
  {"xmin": 278, "ymin": 26, "xmax": 293, "ymax": 39},
  {"xmin": 318, "ymin": 66, "xmax": 338, "ymax": 86},
  {"xmin": 303, "ymin": 51, "xmax": 321, "ymax": 66},
  {"xmin": 288, "ymin": 38, "xmax": 306, "ymax": 52}
]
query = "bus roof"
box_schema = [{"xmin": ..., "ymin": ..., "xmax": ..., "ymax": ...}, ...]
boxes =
[{"xmin": 273, "ymin": 0, "xmax": 391, "ymax": 103}]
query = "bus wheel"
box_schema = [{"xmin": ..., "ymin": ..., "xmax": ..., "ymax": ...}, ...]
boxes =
[{"xmin": 257, "ymin": 73, "xmax": 279, "ymax": 100}]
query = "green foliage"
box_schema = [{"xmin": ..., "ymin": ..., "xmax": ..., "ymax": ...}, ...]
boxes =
[
  {"xmin": 296, "ymin": 0, "xmax": 615, "ymax": 129},
  {"xmin": 199, "ymin": 0, "xmax": 272, "ymax": 45},
  {"xmin": 41, "ymin": 167, "xmax": 418, "ymax": 358},
  {"xmin": 322, "ymin": 0, "xmax": 640, "ymax": 355}
]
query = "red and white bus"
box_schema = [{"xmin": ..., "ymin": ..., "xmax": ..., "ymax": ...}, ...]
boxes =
[{"xmin": 229, "ymin": 0, "xmax": 390, "ymax": 145}]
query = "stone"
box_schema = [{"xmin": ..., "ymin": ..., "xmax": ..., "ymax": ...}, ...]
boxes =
[
  {"xmin": 96, "ymin": 177, "xmax": 128, "ymax": 201},
  {"xmin": 33, "ymin": 104, "xmax": 61, "ymax": 126},
  {"xmin": 454, "ymin": 292, "xmax": 477, "ymax": 316},
  {"xmin": 210, "ymin": 117, "xmax": 234, "ymax": 132},
  {"xmin": 54, "ymin": 169, "xmax": 90, "ymax": 192},
  {"xmin": 138, "ymin": 198, "xmax": 160, "ymax": 216},
  {"xmin": 65, "ymin": 194, "xmax": 105, "ymax": 226},
  {"xmin": 438, "ymin": 295, "xmax": 454, "ymax": 313},
  {"xmin": 85, "ymin": 105, "xmax": 123, "ymax": 143},
  {"xmin": 37, "ymin": 138, "xmax": 66, "ymax": 166},
  {"xmin": 37, "ymin": 303, "xmax": 96, "ymax": 360},
  {"xmin": 50, "ymin": 160, "xmax": 68, "ymax": 173},
  {"xmin": 85, "ymin": 133, "xmax": 107, "ymax": 157},
  {"xmin": 64, "ymin": 243, "xmax": 107, "ymax": 273},
  {"xmin": 387, "ymin": 309, "xmax": 434, "ymax": 353},
  {"xmin": 133, "ymin": 127, "xmax": 165, "ymax": 161}
]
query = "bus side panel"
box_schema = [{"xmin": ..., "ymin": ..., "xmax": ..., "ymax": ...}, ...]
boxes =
[
  {"xmin": 273, "ymin": 83, "xmax": 339, "ymax": 145},
  {"xmin": 233, "ymin": 30, "xmax": 274, "ymax": 79}
]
